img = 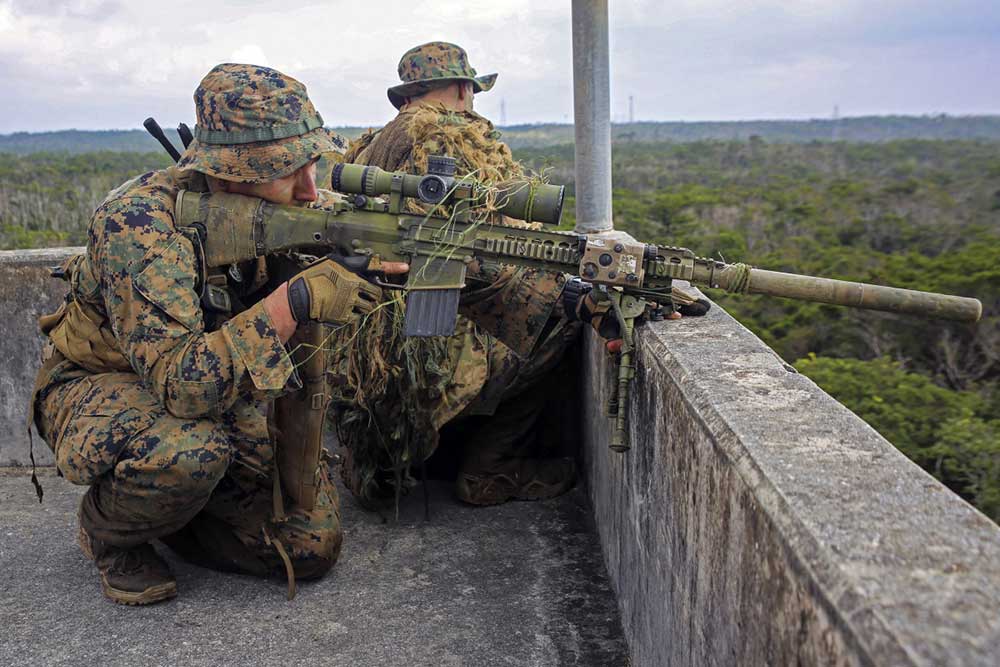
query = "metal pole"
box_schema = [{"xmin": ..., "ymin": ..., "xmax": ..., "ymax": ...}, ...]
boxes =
[{"xmin": 572, "ymin": 0, "xmax": 613, "ymax": 233}]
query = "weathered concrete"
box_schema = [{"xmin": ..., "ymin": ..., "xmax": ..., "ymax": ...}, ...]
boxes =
[
  {"xmin": 0, "ymin": 247, "xmax": 83, "ymax": 466},
  {"xmin": 0, "ymin": 470, "xmax": 627, "ymax": 666},
  {"xmin": 581, "ymin": 296, "xmax": 1000, "ymax": 666}
]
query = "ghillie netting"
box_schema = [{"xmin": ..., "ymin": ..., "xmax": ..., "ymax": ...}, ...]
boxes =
[
  {"xmin": 407, "ymin": 103, "xmax": 524, "ymax": 183},
  {"xmin": 328, "ymin": 105, "xmax": 545, "ymax": 510},
  {"xmin": 325, "ymin": 291, "xmax": 455, "ymax": 511}
]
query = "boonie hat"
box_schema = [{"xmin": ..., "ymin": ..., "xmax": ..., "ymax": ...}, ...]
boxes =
[
  {"xmin": 387, "ymin": 42, "xmax": 497, "ymax": 110},
  {"xmin": 177, "ymin": 63, "xmax": 344, "ymax": 183}
]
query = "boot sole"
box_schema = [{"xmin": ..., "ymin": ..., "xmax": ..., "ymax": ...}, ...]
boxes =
[
  {"xmin": 82, "ymin": 525, "xmax": 177, "ymax": 605},
  {"xmin": 513, "ymin": 479, "xmax": 575, "ymax": 502},
  {"xmin": 100, "ymin": 575, "xmax": 178, "ymax": 606}
]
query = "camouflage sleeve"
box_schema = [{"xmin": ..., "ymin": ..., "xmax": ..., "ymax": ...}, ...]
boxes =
[
  {"xmin": 92, "ymin": 193, "xmax": 297, "ymax": 418},
  {"xmin": 459, "ymin": 264, "xmax": 568, "ymax": 358},
  {"xmin": 343, "ymin": 128, "xmax": 378, "ymax": 164}
]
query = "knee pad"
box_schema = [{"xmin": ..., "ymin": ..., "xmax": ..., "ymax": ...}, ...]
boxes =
[{"xmin": 282, "ymin": 510, "xmax": 343, "ymax": 580}]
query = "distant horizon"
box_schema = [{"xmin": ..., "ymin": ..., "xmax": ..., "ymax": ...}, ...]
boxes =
[
  {"xmin": 4, "ymin": 112, "xmax": 1000, "ymax": 136},
  {"xmin": 4, "ymin": 115, "xmax": 998, "ymax": 154}
]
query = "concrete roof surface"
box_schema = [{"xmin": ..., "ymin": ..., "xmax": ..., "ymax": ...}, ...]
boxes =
[{"xmin": 0, "ymin": 469, "xmax": 626, "ymax": 666}]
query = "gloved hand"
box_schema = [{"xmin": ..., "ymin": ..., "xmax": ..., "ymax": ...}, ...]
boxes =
[
  {"xmin": 670, "ymin": 285, "xmax": 711, "ymax": 317},
  {"xmin": 286, "ymin": 255, "xmax": 382, "ymax": 325},
  {"xmin": 563, "ymin": 279, "xmax": 704, "ymax": 345},
  {"xmin": 563, "ymin": 278, "xmax": 621, "ymax": 339}
]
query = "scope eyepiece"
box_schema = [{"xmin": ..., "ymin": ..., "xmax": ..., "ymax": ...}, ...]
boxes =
[
  {"xmin": 416, "ymin": 174, "xmax": 452, "ymax": 204},
  {"xmin": 331, "ymin": 162, "xmax": 346, "ymax": 192}
]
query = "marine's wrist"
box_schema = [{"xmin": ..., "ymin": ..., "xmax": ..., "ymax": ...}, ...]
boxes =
[{"xmin": 262, "ymin": 282, "xmax": 297, "ymax": 342}]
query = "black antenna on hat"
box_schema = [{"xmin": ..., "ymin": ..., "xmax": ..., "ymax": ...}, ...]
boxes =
[
  {"xmin": 143, "ymin": 117, "xmax": 182, "ymax": 162},
  {"xmin": 177, "ymin": 123, "xmax": 194, "ymax": 149}
]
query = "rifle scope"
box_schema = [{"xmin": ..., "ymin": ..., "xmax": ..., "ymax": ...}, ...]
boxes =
[{"xmin": 331, "ymin": 162, "xmax": 565, "ymax": 225}]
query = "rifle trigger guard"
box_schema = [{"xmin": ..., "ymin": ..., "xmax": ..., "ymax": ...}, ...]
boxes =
[{"xmin": 371, "ymin": 277, "xmax": 405, "ymax": 290}]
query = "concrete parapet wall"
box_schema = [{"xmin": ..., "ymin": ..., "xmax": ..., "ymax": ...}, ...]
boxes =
[
  {"xmin": 0, "ymin": 248, "xmax": 83, "ymax": 466},
  {"xmin": 582, "ymin": 300, "xmax": 1000, "ymax": 665}
]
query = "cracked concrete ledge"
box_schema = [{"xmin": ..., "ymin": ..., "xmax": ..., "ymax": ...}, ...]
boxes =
[{"xmin": 581, "ymin": 296, "xmax": 1000, "ymax": 665}]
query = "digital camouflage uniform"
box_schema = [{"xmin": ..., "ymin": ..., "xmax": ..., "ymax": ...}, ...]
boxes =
[
  {"xmin": 341, "ymin": 43, "xmax": 580, "ymax": 503},
  {"xmin": 31, "ymin": 65, "xmax": 347, "ymax": 601}
]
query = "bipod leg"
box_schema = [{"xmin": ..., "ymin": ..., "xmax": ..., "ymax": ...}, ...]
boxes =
[{"xmin": 609, "ymin": 292, "xmax": 643, "ymax": 452}]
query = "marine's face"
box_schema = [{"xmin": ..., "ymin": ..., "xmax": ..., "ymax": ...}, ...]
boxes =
[
  {"xmin": 222, "ymin": 160, "xmax": 318, "ymax": 205},
  {"xmin": 460, "ymin": 81, "xmax": 474, "ymax": 112}
]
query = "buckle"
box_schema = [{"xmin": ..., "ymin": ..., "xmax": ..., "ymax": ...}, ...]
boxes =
[{"xmin": 202, "ymin": 284, "xmax": 232, "ymax": 313}]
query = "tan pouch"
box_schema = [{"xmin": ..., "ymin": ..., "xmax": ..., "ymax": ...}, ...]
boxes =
[
  {"xmin": 38, "ymin": 253, "xmax": 131, "ymax": 375},
  {"xmin": 45, "ymin": 299, "xmax": 131, "ymax": 374}
]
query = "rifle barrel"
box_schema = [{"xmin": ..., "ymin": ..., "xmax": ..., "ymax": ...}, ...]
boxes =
[{"xmin": 694, "ymin": 262, "xmax": 982, "ymax": 323}]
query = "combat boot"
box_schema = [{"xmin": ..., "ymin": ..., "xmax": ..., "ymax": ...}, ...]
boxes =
[
  {"xmin": 456, "ymin": 457, "xmax": 576, "ymax": 506},
  {"xmin": 78, "ymin": 524, "xmax": 177, "ymax": 605}
]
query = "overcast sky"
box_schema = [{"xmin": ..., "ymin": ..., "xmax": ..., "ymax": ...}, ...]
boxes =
[{"xmin": 1, "ymin": 0, "xmax": 998, "ymax": 133}]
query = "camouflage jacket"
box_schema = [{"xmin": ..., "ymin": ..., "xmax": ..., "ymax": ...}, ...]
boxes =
[{"xmin": 34, "ymin": 167, "xmax": 300, "ymax": 426}]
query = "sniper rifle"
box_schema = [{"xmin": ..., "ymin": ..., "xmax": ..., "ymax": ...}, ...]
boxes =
[{"xmin": 172, "ymin": 156, "xmax": 983, "ymax": 451}]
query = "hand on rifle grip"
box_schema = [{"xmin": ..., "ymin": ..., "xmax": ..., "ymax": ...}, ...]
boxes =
[
  {"xmin": 327, "ymin": 254, "xmax": 409, "ymax": 290},
  {"xmin": 564, "ymin": 278, "xmax": 641, "ymax": 341},
  {"xmin": 286, "ymin": 255, "xmax": 386, "ymax": 325}
]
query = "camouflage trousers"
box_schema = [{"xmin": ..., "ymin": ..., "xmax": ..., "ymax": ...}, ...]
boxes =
[
  {"xmin": 449, "ymin": 319, "xmax": 582, "ymax": 476},
  {"xmin": 36, "ymin": 370, "xmax": 341, "ymax": 581}
]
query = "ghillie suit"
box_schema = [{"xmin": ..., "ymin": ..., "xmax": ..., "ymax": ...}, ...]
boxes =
[
  {"xmin": 346, "ymin": 102, "xmax": 523, "ymax": 187},
  {"xmin": 336, "ymin": 102, "xmax": 573, "ymax": 508}
]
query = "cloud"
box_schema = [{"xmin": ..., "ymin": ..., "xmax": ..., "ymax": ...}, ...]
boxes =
[
  {"xmin": 607, "ymin": 0, "xmax": 1000, "ymax": 120},
  {"xmin": 0, "ymin": 0, "xmax": 997, "ymax": 132},
  {"xmin": 6, "ymin": 0, "xmax": 120, "ymax": 20}
]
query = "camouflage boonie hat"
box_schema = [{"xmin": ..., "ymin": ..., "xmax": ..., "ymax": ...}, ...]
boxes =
[
  {"xmin": 176, "ymin": 63, "xmax": 345, "ymax": 183},
  {"xmin": 387, "ymin": 42, "xmax": 497, "ymax": 110}
]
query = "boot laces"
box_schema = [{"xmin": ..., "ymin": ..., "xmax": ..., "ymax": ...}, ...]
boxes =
[{"xmin": 109, "ymin": 547, "xmax": 150, "ymax": 575}]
